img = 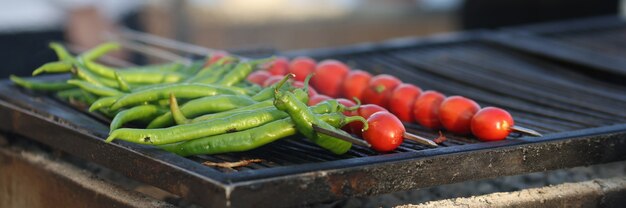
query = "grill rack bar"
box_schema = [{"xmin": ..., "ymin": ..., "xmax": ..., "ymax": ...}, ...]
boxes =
[{"xmin": 497, "ymin": 15, "xmax": 626, "ymax": 77}]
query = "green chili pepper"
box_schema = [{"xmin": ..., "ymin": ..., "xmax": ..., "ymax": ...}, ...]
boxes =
[
  {"xmin": 89, "ymin": 95, "xmax": 122, "ymax": 112},
  {"xmin": 161, "ymin": 86, "xmax": 309, "ymax": 128},
  {"xmin": 84, "ymin": 60, "xmax": 188, "ymax": 84},
  {"xmin": 114, "ymin": 72, "xmax": 131, "ymax": 92},
  {"xmin": 109, "ymin": 105, "xmax": 166, "ymax": 132},
  {"xmin": 80, "ymin": 42, "xmax": 120, "ymax": 61},
  {"xmin": 250, "ymin": 82, "xmax": 296, "ymax": 102},
  {"xmin": 152, "ymin": 94, "xmax": 257, "ymax": 126},
  {"xmin": 122, "ymin": 62, "xmax": 184, "ymax": 73},
  {"xmin": 79, "ymin": 90, "xmax": 98, "ymax": 105},
  {"xmin": 56, "ymin": 88, "xmax": 83, "ymax": 100},
  {"xmin": 196, "ymin": 67, "xmax": 236, "ymax": 84},
  {"xmin": 215, "ymin": 57, "xmax": 273, "ymax": 86},
  {"xmin": 10, "ymin": 75, "xmax": 75, "ymax": 91},
  {"xmin": 160, "ymin": 113, "xmax": 364, "ymax": 156},
  {"xmin": 67, "ymin": 79, "xmax": 124, "ymax": 97},
  {"xmin": 245, "ymin": 84, "xmax": 262, "ymax": 94},
  {"xmin": 32, "ymin": 61, "xmax": 73, "ymax": 76},
  {"xmin": 170, "ymin": 92, "xmax": 342, "ymax": 125},
  {"xmin": 72, "ymin": 65, "xmax": 120, "ymax": 88},
  {"xmin": 49, "ymin": 42, "xmax": 74, "ymax": 62},
  {"xmin": 185, "ymin": 57, "xmax": 236, "ymax": 83},
  {"xmin": 120, "ymin": 70, "xmax": 188, "ymax": 84},
  {"xmin": 273, "ymin": 74, "xmax": 358, "ymax": 154},
  {"xmin": 185, "ymin": 88, "xmax": 309, "ymax": 125},
  {"xmin": 106, "ymin": 105, "xmax": 289, "ymax": 145},
  {"xmin": 81, "ymin": 60, "xmax": 118, "ymax": 78},
  {"xmin": 147, "ymin": 99, "xmax": 272, "ymax": 128},
  {"xmin": 109, "ymin": 83, "xmax": 246, "ymax": 111},
  {"xmin": 186, "ymin": 106, "xmax": 273, "ymax": 125}
]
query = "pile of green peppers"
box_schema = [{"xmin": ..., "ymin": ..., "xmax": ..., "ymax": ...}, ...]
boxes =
[{"xmin": 11, "ymin": 42, "xmax": 367, "ymax": 156}]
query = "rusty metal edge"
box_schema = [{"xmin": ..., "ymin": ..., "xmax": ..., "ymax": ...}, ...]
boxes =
[{"xmin": 227, "ymin": 124, "xmax": 626, "ymax": 207}]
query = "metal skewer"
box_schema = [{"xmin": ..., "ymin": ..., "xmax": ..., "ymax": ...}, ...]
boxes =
[
  {"xmin": 403, "ymin": 132, "xmax": 438, "ymax": 147},
  {"xmin": 119, "ymin": 28, "xmax": 219, "ymax": 57},
  {"xmin": 511, "ymin": 126, "xmax": 543, "ymax": 137},
  {"xmin": 112, "ymin": 38, "xmax": 193, "ymax": 66},
  {"xmin": 312, "ymin": 124, "xmax": 371, "ymax": 148}
]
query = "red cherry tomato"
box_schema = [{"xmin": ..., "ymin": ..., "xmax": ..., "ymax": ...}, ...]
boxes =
[
  {"xmin": 335, "ymin": 98, "xmax": 356, "ymax": 108},
  {"xmin": 471, "ymin": 107, "xmax": 514, "ymax": 141},
  {"xmin": 357, "ymin": 104, "xmax": 389, "ymax": 118},
  {"xmin": 263, "ymin": 57, "xmax": 290, "ymax": 76},
  {"xmin": 205, "ymin": 51, "xmax": 230, "ymax": 66},
  {"xmin": 350, "ymin": 104, "xmax": 388, "ymax": 135},
  {"xmin": 246, "ymin": 70, "xmax": 271, "ymax": 86},
  {"xmin": 341, "ymin": 70, "xmax": 372, "ymax": 102},
  {"xmin": 307, "ymin": 87, "xmax": 318, "ymax": 97},
  {"xmin": 262, "ymin": 75, "xmax": 284, "ymax": 87},
  {"xmin": 362, "ymin": 74, "xmax": 401, "ymax": 108},
  {"xmin": 308, "ymin": 94, "xmax": 332, "ymax": 106},
  {"xmin": 438, "ymin": 96, "xmax": 480, "ymax": 135},
  {"xmin": 389, "ymin": 83, "xmax": 422, "ymax": 123},
  {"xmin": 362, "ymin": 112, "xmax": 405, "ymax": 152},
  {"xmin": 289, "ymin": 57, "xmax": 316, "ymax": 82},
  {"xmin": 412, "ymin": 91, "xmax": 445, "ymax": 130},
  {"xmin": 310, "ymin": 60, "xmax": 350, "ymax": 98}
]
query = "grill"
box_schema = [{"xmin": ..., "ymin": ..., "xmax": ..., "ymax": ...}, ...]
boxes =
[{"xmin": 1, "ymin": 18, "xmax": 626, "ymax": 207}]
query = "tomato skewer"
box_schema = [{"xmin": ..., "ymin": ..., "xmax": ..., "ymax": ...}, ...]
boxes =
[{"xmin": 299, "ymin": 58, "xmax": 541, "ymax": 144}]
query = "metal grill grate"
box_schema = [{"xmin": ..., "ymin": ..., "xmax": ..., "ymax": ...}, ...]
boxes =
[
  {"xmin": 498, "ymin": 15, "xmax": 626, "ymax": 77},
  {"xmin": 549, "ymin": 27, "xmax": 626, "ymax": 59}
]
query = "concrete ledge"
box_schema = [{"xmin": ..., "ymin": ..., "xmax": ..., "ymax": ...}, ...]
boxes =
[
  {"xmin": 0, "ymin": 145, "xmax": 174, "ymax": 208},
  {"xmin": 398, "ymin": 177, "xmax": 626, "ymax": 208}
]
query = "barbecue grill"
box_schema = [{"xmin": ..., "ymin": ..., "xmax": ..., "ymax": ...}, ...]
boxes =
[{"xmin": 1, "ymin": 17, "xmax": 626, "ymax": 207}]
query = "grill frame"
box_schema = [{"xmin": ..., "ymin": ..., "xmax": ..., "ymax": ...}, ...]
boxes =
[{"xmin": 1, "ymin": 30, "xmax": 626, "ymax": 207}]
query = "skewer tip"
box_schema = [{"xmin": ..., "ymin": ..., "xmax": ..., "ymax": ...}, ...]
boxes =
[
  {"xmin": 511, "ymin": 126, "xmax": 543, "ymax": 137},
  {"xmin": 403, "ymin": 132, "xmax": 438, "ymax": 147}
]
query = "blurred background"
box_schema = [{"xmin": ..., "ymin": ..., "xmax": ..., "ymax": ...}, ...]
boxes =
[{"xmin": 1, "ymin": 0, "xmax": 624, "ymax": 77}]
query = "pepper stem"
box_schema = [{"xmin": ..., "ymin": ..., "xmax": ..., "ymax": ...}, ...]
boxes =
[
  {"xmin": 274, "ymin": 73, "xmax": 295, "ymax": 94},
  {"xmin": 169, "ymin": 93, "xmax": 190, "ymax": 125},
  {"xmin": 375, "ymin": 85, "xmax": 386, "ymax": 93},
  {"xmin": 343, "ymin": 115, "xmax": 369, "ymax": 131},
  {"xmin": 303, "ymin": 73, "xmax": 314, "ymax": 95},
  {"xmin": 345, "ymin": 97, "xmax": 361, "ymax": 111}
]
